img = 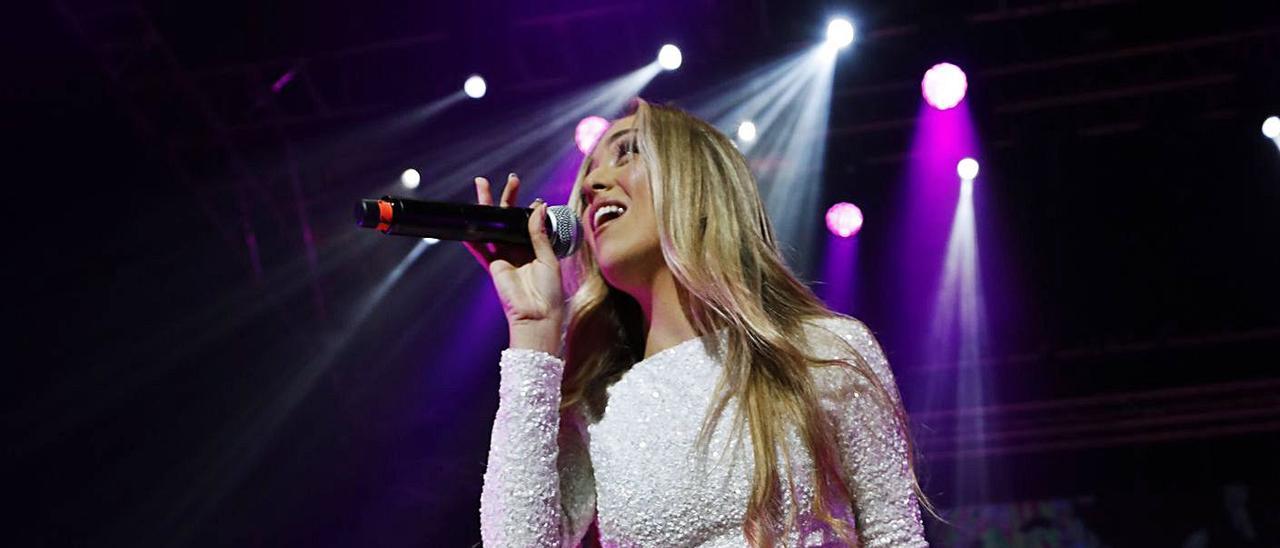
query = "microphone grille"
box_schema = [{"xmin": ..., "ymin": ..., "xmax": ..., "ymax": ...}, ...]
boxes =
[{"xmin": 546, "ymin": 205, "xmax": 582, "ymax": 258}]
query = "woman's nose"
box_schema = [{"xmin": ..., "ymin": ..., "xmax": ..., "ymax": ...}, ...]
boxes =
[{"xmin": 585, "ymin": 176, "xmax": 613, "ymax": 197}]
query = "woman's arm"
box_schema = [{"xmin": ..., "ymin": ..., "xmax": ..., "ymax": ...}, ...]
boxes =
[
  {"xmin": 818, "ymin": 318, "xmax": 928, "ymax": 547},
  {"xmin": 480, "ymin": 349, "xmax": 596, "ymax": 547}
]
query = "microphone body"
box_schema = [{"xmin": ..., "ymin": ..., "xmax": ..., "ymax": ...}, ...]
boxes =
[{"xmin": 355, "ymin": 196, "xmax": 582, "ymax": 258}]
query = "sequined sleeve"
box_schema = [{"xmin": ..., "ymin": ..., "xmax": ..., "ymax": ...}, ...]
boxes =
[
  {"xmin": 480, "ymin": 349, "xmax": 597, "ymax": 548},
  {"xmin": 817, "ymin": 319, "xmax": 928, "ymax": 547}
]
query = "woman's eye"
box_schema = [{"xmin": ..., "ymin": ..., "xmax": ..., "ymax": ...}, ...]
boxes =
[{"xmin": 615, "ymin": 140, "xmax": 637, "ymax": 162}]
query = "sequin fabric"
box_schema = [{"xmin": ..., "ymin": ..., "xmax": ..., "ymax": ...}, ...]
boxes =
[{"xmin": 480, "ymin": 317, "xmax": 927, "ymax": 547}]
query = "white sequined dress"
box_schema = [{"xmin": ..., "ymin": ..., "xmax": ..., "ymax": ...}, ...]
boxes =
[{"xmin": 480, "ymin": 317, "xmax": 927, "ymax": 547}]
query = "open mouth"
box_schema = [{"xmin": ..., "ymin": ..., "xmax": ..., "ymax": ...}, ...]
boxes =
[{"xmin": 593, "ymin": 204, "xmax": 627, "ymax": 233}]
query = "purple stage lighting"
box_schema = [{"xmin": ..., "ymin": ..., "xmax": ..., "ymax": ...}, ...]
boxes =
[
  {"xmin": 271, "ymin": 69, "xmax": 296, "ymax": 94},
  {"xmin": 826, "ymin": 18, "xmax": 855, "ymax": 49},
  {"xmin": 1263, "ymin": 116, "xmax": 1280, "ymax": 139},
  {"xmin": 400, "ymin": 168, "xmax": 421, "ymax": 189},
  {"xmin": 658, "ymin": 44, "xmax": 683, "ymax": 71},
  {"xmin": 957, "ymin": 157, "xmax": 980, "ymax": 181},
  {"xmin": 826, "ymin": 202, "xmax": 864, "ymax": 238},
  {"xmin": 463, "ymin": 75, "xmax": 487, "ymax": 99},
  {"xmin": 575, "ymin": 116, "xmax": 611, "ymax": 154},
  {"xmin": 922, "ymin": 63, "xmax": 968, "ymax": 110}
]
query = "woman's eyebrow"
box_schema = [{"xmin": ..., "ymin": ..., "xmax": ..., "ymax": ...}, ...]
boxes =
[{"xmin": 603, "ymin": 128, "xmax": 637, "ymax": 148}]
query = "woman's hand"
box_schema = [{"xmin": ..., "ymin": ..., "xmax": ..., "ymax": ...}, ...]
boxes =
[{"xmin": 463, "ymin": 173, "xmax": 565, "ymax": 356}]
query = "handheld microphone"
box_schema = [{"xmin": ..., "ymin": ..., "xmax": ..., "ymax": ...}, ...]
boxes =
[{"xmin": 354, "ymin": 196, "xmax": 582, "ymax": 258}]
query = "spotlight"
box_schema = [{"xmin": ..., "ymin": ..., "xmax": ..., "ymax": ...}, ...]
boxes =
[
  {"xmin": 400, "ymin": 168, "xmax": 421, "ymax": 189},
  {"xmin": 737, "ymin": 120, "xmax": 757, "ymax": 143},
  {"xmin": 658, "ymin": 44, "xmax": 682, "ymax": 71},
  {"xmin": 957, "ymin": 157, "xmax": 980, "ymax": 181},
  {"xmin": 826, "ymin": 18, "xmax": 856, "ymax": 49},
  {"xmin": 463, "ymin": 75, "xmax": 487, "ymax": 99},
  {"xmin": 825, "ymin": 202, "xmax": 864, "ymax": 238},
  {"xmin": 575, "ymin": 116, "xmax": 611, "ymax": 154},
  {"xmin": 922, "ymin": 63, "xmax": 968, "ymax": 110},
  {"xmin": 1263, "ymin": 116, "xmax": 1280, "ymax": 139}
]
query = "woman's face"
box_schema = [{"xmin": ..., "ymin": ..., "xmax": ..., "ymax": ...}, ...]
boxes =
[{"xmin": 579, "ymin": 115, "xmax": 664, "ymax": 290}]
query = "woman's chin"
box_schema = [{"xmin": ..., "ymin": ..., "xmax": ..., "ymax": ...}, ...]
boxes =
[
  {"xmin": 595, "ymin": 244, "xmax": 640, "ymax": 285},
  {"xmin": 597, "ymin": 247, "xmax": 668, "ymax": 293},
  {"xmin": 594, "ymin": 250, "xmax": 625, "ymax": 281},
  {"xmin": 591, "ymin": 233, "xmax": 625, "ymax": 265}
]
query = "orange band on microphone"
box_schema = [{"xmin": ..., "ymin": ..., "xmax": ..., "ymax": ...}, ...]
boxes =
[{"xmin": 376, "ymin": 200, "xmax": 394, "ymax": 233}]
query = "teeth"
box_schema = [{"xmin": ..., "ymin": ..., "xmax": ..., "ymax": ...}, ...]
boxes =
[{"xmin": 593, "ymin": 204, "xmax": 626, "ymax": 228}]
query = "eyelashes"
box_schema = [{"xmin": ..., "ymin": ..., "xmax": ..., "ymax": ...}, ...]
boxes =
[{"xmin": 614, "ymin": 139, "xmax": 638, "ymax": 163}]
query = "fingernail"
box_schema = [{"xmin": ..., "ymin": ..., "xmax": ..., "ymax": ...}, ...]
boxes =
[
  {"xmin": 533, "ymin": 197, "xmax": 545, "ymax": 205},
  {"xmin": 474, "ymin": 176, "xmax": 484, "ymax": 184},
  {"xmin": 508, "ymin": 172, "xmax": 517, "ymax": 180}
]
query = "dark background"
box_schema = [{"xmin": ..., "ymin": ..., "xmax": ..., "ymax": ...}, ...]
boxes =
[{"xmin": 6, "ymin": 0, "xmax": 1280, "ymax": 546}]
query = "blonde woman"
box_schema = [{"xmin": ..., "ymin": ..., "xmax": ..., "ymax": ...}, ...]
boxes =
[{"xmin": 466, "ymin": 101, "xmax": 928, "ymax": 547}]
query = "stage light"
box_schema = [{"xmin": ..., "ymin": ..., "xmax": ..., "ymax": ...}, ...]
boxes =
[
  {"xmin": 658, "ymin": 44, "xmax": 682, "ymax": 71},
  {"xmin": 737, "ymin": 120, "xmax": 757, "ymax": 143},
  {"xmin": 463, "ymin": 75, "xmax": 487, "ymax": 99},
  {"xmin": 922, "ymin": 63, "xmax": 968, "ymax": 110},
  {"xmin": 1263, "ymin": 116, "xmax": 1280, "ymax": 139},
  {"xmin": 826, "ymin": 202, "xmax": 864, "ymax": 238},
  {"xmin": 575, "ymin": 116, "xmax": 611, "ymax": 154},
  {"xmin": 957, "ymin": 157, "xmax": 980, "ymax": 181},
  {"xmin": 400, "ymin": 168, "xmax": 421, "ymax": 189},
  {"xmin": 826, "ymin": 18, "xmax": 855, "ymax": 49}
]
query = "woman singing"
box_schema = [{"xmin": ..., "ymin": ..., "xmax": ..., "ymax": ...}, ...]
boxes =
[{"xmin": 467, "ymin": 101, "xmax": 929, "ymax": 547}]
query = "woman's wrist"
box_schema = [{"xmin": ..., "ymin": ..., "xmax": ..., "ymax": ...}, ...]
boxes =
[{"xmin": 508, "ymin": 319, "xmax": 562, "ymax": 357}]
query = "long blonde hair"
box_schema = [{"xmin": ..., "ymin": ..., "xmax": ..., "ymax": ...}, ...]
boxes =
[{"xmin": 562, "ymin": 101, "xmax": 928, "ymax": 544}]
